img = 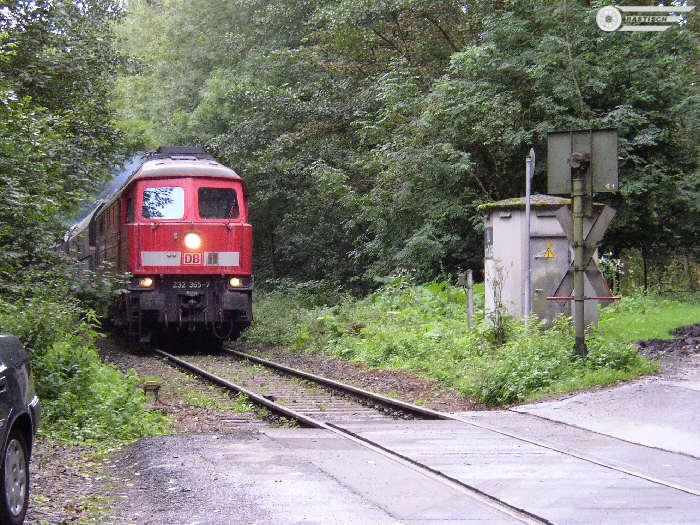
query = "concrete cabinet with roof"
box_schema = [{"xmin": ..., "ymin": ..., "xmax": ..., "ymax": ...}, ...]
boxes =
[{"xmin": 481, "ymin": 194, "xmax": 602, "ymax": 326}]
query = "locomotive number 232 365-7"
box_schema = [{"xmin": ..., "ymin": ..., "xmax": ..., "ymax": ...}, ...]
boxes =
[{"xmin": 172, "ymin": 281, "xmax": 211, "ymax": 289}]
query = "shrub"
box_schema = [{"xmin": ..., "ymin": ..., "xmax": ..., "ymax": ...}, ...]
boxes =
[
  {"xmin": 0, "ymin": 297, "xmax": 169, "ymax": 445},
  {"xmin": 465, "ymin": 317, "xmax": 575, "ymax": 405},
  {"xmin": 245, "ymin": 281, "xmax": 669, "ymax": 406},
  {"xmin": 584, "ymin": 337, "xmax": 646, "ymax": 371}
]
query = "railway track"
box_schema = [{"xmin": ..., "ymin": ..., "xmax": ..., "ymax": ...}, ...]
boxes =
[
  {"xmin": 152, "ymin": 346, "xmax": 699, "ymax": 523},
  {"xmin": 153, "ymin": 347, "xmax": 549, "ymax": 524},
  {"xmin": 153, "ymin": 348, "xmax": 447, "ymax": 425}
]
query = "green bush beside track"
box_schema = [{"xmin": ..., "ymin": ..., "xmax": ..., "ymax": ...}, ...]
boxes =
[
  {"xmin": 245, "ymin": 279, "xmax": 698, "ymax": 406},
  {"xmin": 0, "ymin": 297, "xmax": 170, "ymax": 446}
]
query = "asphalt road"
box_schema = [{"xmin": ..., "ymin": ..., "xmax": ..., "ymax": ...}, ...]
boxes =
[{"xmin": 112, "ymin": 354, "xmax": 700, "ymax": 524}]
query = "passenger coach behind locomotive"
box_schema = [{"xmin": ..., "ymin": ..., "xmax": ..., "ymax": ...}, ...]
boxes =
[{"xmin": 65, "ymin": 147, "xmax": 253, "ymax": 342}]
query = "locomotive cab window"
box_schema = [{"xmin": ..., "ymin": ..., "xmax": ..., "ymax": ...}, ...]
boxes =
[
  {"xmin": 142, "ymin": 187, "xmax": 185, "ymax": 219},
  {"xmin": 198, "ymin": 187, "xmax": 239, "ymax": 219}
]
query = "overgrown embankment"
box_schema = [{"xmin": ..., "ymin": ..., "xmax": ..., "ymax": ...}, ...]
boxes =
[
  {"xmin": 244, "ymin": 279, "xmax": 698, "ymax": 406},
  {"xmin": 0, "ymin": 298, "xmax": 170, "ymax": 446}
]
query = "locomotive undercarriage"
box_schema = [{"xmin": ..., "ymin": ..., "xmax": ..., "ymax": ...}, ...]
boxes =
[{"xmin": 112, "ymin": 276, "xmax": 252, "ymax": 344}]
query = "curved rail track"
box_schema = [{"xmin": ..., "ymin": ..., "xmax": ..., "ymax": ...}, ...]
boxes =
[{"xmin": 152, "ymin": 346, "xmax": 700, "ymax": 521}]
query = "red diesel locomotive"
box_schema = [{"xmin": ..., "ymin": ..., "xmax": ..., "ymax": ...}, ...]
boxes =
[{"xmin": 65, "ymin": 147, "xmax": 253, "ymax": 343}]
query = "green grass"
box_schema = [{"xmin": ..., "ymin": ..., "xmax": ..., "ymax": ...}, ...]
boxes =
[
  {"xmin": 521, "ymin": 364, "xmax": 659, "ymax": 402},
  {"xmin": 244, "ymin": 278, "xmax": 697, "ymax": 406},
  {"xmin": 597, "ymin": 294, "xmax": 700, "ymax": 342},
  {"xmin": 244, "ymin": 290, "xmax": 326, "ymax": 346}
]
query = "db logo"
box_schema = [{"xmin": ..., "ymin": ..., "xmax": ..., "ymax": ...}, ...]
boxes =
[{"xmin": 183, "ymin": 253, "xmax": 203, "ymax": 265}]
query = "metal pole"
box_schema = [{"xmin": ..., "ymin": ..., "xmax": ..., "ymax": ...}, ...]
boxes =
[
  {"xmin": 467, "ymin": 269, "xmax": 474, "ymax": 329},
  {"xmin": 524, "ymin": 148, "xmax": 534, "ymax": 327},
  {"xmin": 572, "ymin": 174, "xmax": 587, "ymax": 357}
]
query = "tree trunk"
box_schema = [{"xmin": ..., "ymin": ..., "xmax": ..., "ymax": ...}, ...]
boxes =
[{"xmin": 269, "ymin": 229, "xmax": 277, "ymax": 278}]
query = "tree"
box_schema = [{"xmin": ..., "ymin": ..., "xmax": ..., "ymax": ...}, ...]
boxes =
[
  {"xmin": 114, "ymin": 0, "xmax": 699, "ymax": 288},
  {"xmin": 0, "ymin": 1, "xmax": 127, "ymax": 293}
]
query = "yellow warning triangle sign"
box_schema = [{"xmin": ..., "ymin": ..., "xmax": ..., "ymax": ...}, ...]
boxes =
[{"xmin": 544, "ymin": 242, "xmax": 555, "ymax": 258}]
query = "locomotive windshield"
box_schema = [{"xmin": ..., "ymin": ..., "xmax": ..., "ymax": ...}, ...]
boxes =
[
  {"xmin": 198, "ymin": 187, "xmax": 239, "ymax": 219},
  {"xmin": 142, "ymin": 186, "xmax": 185, "ymax": 219}
]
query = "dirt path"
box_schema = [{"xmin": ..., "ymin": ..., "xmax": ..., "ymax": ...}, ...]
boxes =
[{"xmin": 637, "ymin": 323, "xmax": 700, "ymax": 378}]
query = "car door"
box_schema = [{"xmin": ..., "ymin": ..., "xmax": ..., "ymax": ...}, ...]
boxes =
[{"xmin": 0, "ymin": 335, "xmax": 17, "ymax": 439}]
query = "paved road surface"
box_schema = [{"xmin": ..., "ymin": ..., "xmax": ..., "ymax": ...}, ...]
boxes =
[{"xmin": 114, "ymin": 355, "xmax": 700, "ymax": 524}]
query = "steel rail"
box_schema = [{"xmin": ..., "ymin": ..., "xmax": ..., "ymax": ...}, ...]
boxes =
[
  {"xmin": 153, "ymin": 348, "xmax": 549, "ymax": 524},
  {"xmin": 152, "ymin": 348, "xmax": 321, "ymax": 427},
  {"xmin": 226, "ymin": 348, "xmax": 700, "ymax": 497},
  {"xmin": 226, "ymin": 348, "xmax": 449, "ymax": 420},
  {"xmin": 156, "ymin": 348, "xmax": 700, "ymax": 499},
  {"xmin": 509, "ymin": 408, "xmax": 700, "ymax": 462},
  {"xmin": 450, "ymin": 412, "xmax": 700, "ymax": 497},
  {"xmin": 326, "ymin": 422, "xmax": 551, "ymax": 525}
]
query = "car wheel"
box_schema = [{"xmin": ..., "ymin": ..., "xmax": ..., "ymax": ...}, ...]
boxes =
[{"xmin": 0, "ymin": 428, "xmax": 29, "ymax": 525}]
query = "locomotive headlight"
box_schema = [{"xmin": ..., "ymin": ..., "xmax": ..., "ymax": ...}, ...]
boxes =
[
  {"xmin": 139, "ymin": 277, "xmax": 154, "ymax": 288},
  {"xmin": 184, "ymin": 232, "xmax": 202, "ymax": 250},
  {"xmin": 229, "ymin": 277, "xmax": 242, "ymax": 288}
]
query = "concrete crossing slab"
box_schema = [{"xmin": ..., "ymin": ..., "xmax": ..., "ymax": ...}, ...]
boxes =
[
  {"xmin": 265, "ymin": 428, "xmax": 522, "ymax": 523},
  {"xmin": 338, "ymin": 419, "xmax": 700, "ymax": 524},
  {"xmin": 513, "ymin": 378, "xmax": 700, "ymax": 457},
  {"xmin": 116, "ymin": 432, "xmax": 400, "ymax": 524},
  {"xmin": 115, "ymin": 430, "xmax": 527, "ymax": 524},
  {"xmin": 454, "ymin": 410, "xmax": 700, "ymax": 492}
]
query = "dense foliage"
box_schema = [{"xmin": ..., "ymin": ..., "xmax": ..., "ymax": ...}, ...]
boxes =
[
  {"xmin": 243, "ymin": 279, "xmax": 685, "ymax": 405},
  {"xmin": 0, "ymin": 1, "xmax": 169, "ymax": 444},
  {"xmin": 0, "ymin": 1, "xmax": 128, "ymax": 290},
  {"xmin": 116, "ymin": 0, "xmax": 699, "ymax": 287},
  {"xmin": 0, "ymin": 297, "xmax": 169, "ymax": 443}
]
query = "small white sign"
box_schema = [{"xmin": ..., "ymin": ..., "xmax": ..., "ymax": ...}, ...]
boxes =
[{"xmin": 597, "ymin": 5, "xmax": 694, "ymax": 32}]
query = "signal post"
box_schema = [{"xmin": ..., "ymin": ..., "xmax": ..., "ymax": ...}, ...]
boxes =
[{"xmin": 547, "ymin": 129, "xmax": 619, "ymax": 357}]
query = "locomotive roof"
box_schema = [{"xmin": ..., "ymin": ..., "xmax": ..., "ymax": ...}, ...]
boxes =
[
  {"xmin": 110, "ymin": 156, "xmax": 242, "ymax": 203},
  {"xmin": 65, "ymin": 154, "xmax": 242, "ymax": 241},
  {"xmin": 134, "ymin": 157, "xmax": 241, "ymax": 181},
  {"xmin": 100, "ymin": 157, "xmax": 242, "ymax": 209}
]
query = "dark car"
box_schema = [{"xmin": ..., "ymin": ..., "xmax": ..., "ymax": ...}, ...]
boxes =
[{"xmin": 0, "ymin": 334, "xmax": 40, "ymax": 525}]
